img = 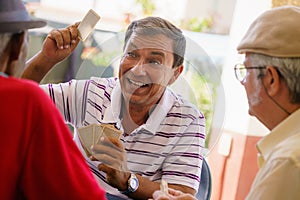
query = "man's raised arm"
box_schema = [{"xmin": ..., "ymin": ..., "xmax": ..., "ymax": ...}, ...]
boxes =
[{"xmin": 22, "ymin": 23, "xmax": 80, "ymax": 82}]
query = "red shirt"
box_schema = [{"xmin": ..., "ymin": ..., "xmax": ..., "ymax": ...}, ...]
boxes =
[{"xmin": 0, "ymin": 76, "xmax": 106, "ymax": 200}]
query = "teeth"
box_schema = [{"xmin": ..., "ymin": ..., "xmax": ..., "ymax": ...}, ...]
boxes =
[{"xmin": 129, "ymin": 79, "xmax": 147, "ymax": 87}]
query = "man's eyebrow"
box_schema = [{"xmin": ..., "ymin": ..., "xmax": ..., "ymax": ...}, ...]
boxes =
[
  {"xmin": 127, "ymin": 42, "xmax": 167, "ymax": 57},
  {"xmin": 150, "ymin": 51, "xmax": 165, "ymax": 57}
]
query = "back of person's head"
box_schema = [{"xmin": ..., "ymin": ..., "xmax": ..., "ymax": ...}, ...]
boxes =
[
  {"xmin": 237, "ymin": 5, "xmax": 300, "ymax": 104},
  {"xmin": 124, "ymin": 16, "xmax": 186, "ymax": 68},
  {"xmin": 0, "ymin": 0, "xmax": 46, "ymax": 50},
  {"xmin": 0, "ymin": 0, "xmax": 46, "ymax": 76}
]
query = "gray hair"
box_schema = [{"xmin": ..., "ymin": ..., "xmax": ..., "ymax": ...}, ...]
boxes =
[
  {"xmin": 248, "ymin": 53, "xmax": 300, "ymax": 103},
  {"xmin": 0, "ymin": 33, "xmax": 13, "ymax": 55}
]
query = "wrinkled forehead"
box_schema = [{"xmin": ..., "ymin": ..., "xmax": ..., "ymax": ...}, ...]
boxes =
[{"xmin": 124, "ymin": 32, "xmax": 174, "ymax": 54}]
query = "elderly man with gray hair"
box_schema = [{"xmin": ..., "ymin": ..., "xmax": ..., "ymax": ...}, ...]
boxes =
[
  {"xmin": 234, "ymin": 5, "xmax": 300, "ymax": 200},
  {"xmin": 153, "ymin": 5, "xmax": 300, "ymax": 200}
]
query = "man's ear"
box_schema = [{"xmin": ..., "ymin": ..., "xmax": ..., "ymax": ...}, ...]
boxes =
[
  {"xmin": 5, "ymin": 32, "xmax": 26, "ymax": 76},
  {"xmin": 168, "ymin": 65, "xmax": 183, "ymax": 85},
  {"xmin": 9, "ymin": 32, "xmax": 25, "ymax": 61},
  {"xmin": 263, "ymin": 66, "xmax": 281, "ymax": 97}
]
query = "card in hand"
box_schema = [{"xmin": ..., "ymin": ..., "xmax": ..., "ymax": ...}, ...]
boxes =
[
  {"xmin": 78, "ymin": 123, "xmax": 122, "ymax": 157},
  {"xmin": 78, "ymin": 9, "xmax": 101, "ymax": 41},
  {"xmin": 93, "ymin": 124, "xmax": 104, "ymax": 145},
  {"xmin": 77, "ymin": 125, "xmax": 95, "ymax": 157},
  {"xmin": 160, "ymin": 180, "xmax": 169, "ymax": 194},
  {"xmin": 102, "ymin": 124, "xmax": 122, "ymax": 140}
]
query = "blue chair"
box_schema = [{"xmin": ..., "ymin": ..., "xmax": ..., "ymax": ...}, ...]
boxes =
[{"xmin": 195, "ymin": 158, "xmax": 212, "ymax": 200}]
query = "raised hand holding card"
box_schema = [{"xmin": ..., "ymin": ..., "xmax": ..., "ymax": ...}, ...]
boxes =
[{"xmin": 78, "ymin": 9, "xmax": 101, "ymax": 41}]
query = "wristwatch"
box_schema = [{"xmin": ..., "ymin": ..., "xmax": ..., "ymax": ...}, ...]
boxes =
[{"xmin": 120, "ymin": 173, "xmax": 139, "ymax": 195}]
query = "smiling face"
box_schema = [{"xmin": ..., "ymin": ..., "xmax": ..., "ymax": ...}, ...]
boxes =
[{"xmin": 119, "ymin": 33, "xmax": 182, "ymax": 107}]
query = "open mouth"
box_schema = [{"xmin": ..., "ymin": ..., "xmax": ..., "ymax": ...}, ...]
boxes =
[{"xmin": 127, "ymin": 78, "xmax": 149, "ymax": 88}]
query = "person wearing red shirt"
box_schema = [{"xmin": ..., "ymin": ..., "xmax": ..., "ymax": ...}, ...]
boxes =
[{"xmin": 0, "ymin": 0, "xmax": 106, "ymax": 199}]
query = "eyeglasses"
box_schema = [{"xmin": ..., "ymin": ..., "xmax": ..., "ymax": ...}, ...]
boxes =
[{"xmin": 234, "ymin": 64, "xmax": 266, "ymax": 82}]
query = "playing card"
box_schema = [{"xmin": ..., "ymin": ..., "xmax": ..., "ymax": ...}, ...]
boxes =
[
  {"xmin": 93, "ymin": 124, "xmax": 104, "ymax": 145},
  {"xmin": 102, "ymin": 124, "xmax": 122, "ymax": 140},
  {"xmin": 77, "ymin": 125, "xmax": 95, "ymax": 157},
  {"xmin": 78, "ymin": 9, "xmax": 101, "ymax": 41},
  {"xmin": 94, "ymin": 124, "xmax": 122, "ymax": 145},
  {"xmin": 160, "ymin": 180, "xmax": 169, "ymax": 194},
  {"xmin": 78, "ymin": 123, "xmax": 122, "ymax": 157}
]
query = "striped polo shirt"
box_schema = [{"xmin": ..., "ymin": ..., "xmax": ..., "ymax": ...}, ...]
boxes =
[{"xmin": 41, "ymin": 77, "xmax": 206, "ymax": 199}]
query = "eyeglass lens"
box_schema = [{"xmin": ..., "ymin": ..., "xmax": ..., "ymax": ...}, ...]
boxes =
[{"xmin": 235, "ymin": 64, "xmax": 247, "ymax": 81}]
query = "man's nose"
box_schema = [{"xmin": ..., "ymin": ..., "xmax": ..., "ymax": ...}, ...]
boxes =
[{"xmin": 130, "ymin": 60, "xmax": 147, "ymax": 75}]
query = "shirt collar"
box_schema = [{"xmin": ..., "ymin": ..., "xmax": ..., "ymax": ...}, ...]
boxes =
[
  {"xmin": 257, "ymin": 108, "xmax": 300, "ymax": 161},
  {"xmin": 103, "ymin": 80, "xmax": 178, "ymax": 135},
  {"xmin": 143, "ymin": 88, "xmax": 177, "ymax": 134},
  {"xmin": 0, "ymin": 72, "xmax": 8, "ymax": 77},
  {"xmin": 101, "ymin": 80, "xmax": 122, "ymax": 127}
]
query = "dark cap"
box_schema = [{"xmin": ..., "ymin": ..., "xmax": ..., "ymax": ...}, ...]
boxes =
[{"xmin": 0, "ymin": 0, "xmax": 46, "ymax": 33}]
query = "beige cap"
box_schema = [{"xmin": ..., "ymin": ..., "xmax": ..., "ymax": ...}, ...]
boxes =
[{"xmin": 237, "ymin": 5, "xmax": 300, "ymax": 57}]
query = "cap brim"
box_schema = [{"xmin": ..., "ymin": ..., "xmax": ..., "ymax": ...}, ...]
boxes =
[{"xmin": 0, "ymin": 20, "xmax": 47, "ymax": 33}]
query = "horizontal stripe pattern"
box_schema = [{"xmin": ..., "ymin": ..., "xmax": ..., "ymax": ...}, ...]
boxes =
[{"xmin": 41, "ymin": 77, "xmax": 205, "ymax": 197}]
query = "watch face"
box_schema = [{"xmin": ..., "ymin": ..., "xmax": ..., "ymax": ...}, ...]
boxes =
[{"xmin": 130, "ymin": 178, "xmax": 138, "ymax": 189}]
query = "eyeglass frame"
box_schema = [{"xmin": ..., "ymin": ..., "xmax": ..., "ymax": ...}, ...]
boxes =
[{"xmin": 234, "ymin": 64, "xmax": 266, "ymax": 82}]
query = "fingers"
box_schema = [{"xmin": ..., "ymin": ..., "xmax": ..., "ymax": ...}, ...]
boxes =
[
  {"xmin": 90, "ymin": 143, "xmax": 125, "ymax": 164},
  {"xmin": 74, "ymin": 21, "xmax": 81, "ymax": 27},
  {"xmin": 48, "ymin": 24, "xmax": 79, "ymax": 50},
  {"xmin": 152, "ymin": 189, "xmax": 195, "ymax": 200},
  {"xmin": 95, "ymin": 136, "xmax": 123, "ymax": 151},
  {"xmin": 68, "ymin": 24, "xmax": 79, "ymax": 42},
  {"xmin": 91, "ymin": 153, "xmax": 117, "ymax": 166},
  {"xmin": 167, "ymin": 189, "xmax": 196, "ymax": 200},
  {"xmin": 97, "ymin": 163, "xmax": 111, "ymax": 173},
  {"xmin": 168, "ymin": 188, "xmax": 183, "ymax": 196},
  {"xmin": 152, "ymin": 190, "xmax": 170, "ymax": 200},
  {"xmin": 90, "ymin": 139, "xmax": 128, "ymax": 171}
]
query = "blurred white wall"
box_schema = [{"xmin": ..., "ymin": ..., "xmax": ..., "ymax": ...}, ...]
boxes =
[
  {"xmin": 220, "ymin": 0, "xmax": 272, "ymax": 136},
  {"xmin": 36, "ymin": 0, "xmax": 235, "ymax": 34}
]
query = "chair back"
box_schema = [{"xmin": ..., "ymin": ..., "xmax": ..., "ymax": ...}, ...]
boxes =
[{"xmin": 195, "ymin": 158, "xmax": 212, "ymax": 200}]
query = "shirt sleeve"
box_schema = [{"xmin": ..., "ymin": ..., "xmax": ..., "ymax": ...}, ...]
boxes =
[
  {"xmin": 246, "ymin": 157, "xmax": 300, "ymax": 200},
  {"xmin": 40, "ymin": 79, "xmax": 89, "ymax": 126}
]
